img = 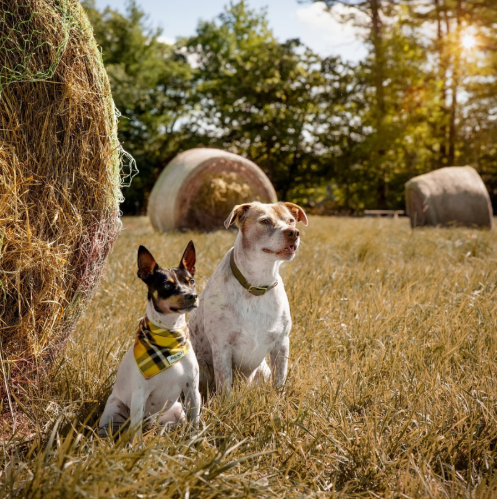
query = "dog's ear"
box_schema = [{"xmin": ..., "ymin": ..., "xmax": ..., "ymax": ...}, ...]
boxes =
[
  {"xmin": 283, "ymin": 202, "xmax": 308, "ymax": 226},
  {"xmin": 224, "ymin": 203, "xmax": 252, "ymax": 229},
  {"xmin": 137, "ymin": 245, "xmax": 157, "ymax": 281},
  {"xmin": 179, "ymin": 240, "xmax": 196, "ymax": 275}
]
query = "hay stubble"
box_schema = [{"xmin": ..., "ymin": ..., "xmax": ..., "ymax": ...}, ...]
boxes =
[
  {"xmin": 2, "ymin": 217, "xmax": 497, "ymax": 497},
  {"xmin": 0, "ymin": 0, "xmax": 122, "ymax": 425}
]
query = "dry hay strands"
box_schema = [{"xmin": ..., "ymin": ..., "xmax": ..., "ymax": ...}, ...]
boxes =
[
  {"xmin": 405, "ymin": 166, "xmax": 493, "ymax": 228},
  {"xmin": 0, "ymin": 0, "xmax": 124, "ymax": 431},
  {"xmin": 148, "ymin": 148, "xmax": 277, "ymax": 232},
  {"xmin": 188, "ymin": 171, "xmax": 255, "ymax": 231}
]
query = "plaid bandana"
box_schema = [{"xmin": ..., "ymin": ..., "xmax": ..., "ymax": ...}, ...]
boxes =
[{"xmin": 133, "ymin": 317, "xmax": 190, "ymax": 379}]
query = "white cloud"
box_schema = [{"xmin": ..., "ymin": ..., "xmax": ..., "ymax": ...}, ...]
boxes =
[
  {"xmin": 157, "ymin": 35, "xmax": 175, "ymax": 45},
  {"xmin": 295, "ymin": 2, "xmax": 368, "ymax": 62}
]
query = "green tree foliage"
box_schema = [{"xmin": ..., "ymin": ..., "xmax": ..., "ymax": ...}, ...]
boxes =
[
  {"xmin": 313, "ymin": 1, "xmax": 438, "ymax": 208},
  {"xmin": 82, "ymin": 0, "xmax": 193, "ymax": 213},
  {"xmin": 182, "ymin": 3, "xmax": 330, "ymax": 200},
  {"xmin": 314, "ymin": 0, "xmax": 497, "ymax": 209},
  {"xmin": 407, "ymin": 0, "xmax": 497, "ymax": 207},
  {"xmin": 84, "ymin": 0, "xmax": 497, "ymax": 213}
]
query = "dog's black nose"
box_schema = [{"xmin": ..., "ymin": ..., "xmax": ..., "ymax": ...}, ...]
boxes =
[
  {"xmin": 284, "ymin": 229, "xmax": 300, "ymax": 238},
  {"xmin": 186, "ymin": 293, "xmax": 197, "ymax": 301}
]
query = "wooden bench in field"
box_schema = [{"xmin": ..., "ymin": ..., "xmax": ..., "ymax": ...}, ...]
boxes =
[{"xmin": 364, "ymin": 210, "xmax": 405, "ymax": 219}]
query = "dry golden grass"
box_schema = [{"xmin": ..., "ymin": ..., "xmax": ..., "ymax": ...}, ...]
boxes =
[{"xmin": 2, "ymin": 216, "xmax": 497, "ymax": 497}]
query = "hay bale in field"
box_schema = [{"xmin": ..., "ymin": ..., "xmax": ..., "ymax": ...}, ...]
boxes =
[
  {"xmin": 0, "ymin": 0, "xmax": 131, "ymax": 405},
  {"xmin": 405, "ymin": 166, "xmax": 493, "ymax": 228},
  {"xmin": 148, "ymin": 148, "xmax": 277, "ymax": 231}
]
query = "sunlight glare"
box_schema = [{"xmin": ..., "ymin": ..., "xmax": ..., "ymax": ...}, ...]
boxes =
[{"xmin": 462, "ymin": 34, "xmax": 476, "ymax": 50}]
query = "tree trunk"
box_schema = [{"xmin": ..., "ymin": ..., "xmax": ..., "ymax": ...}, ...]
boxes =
[
  {"xmin": 435, "ymin": 0, "xmax": 448, "ymax": 164},
  {"xmin": 370, "ymin": 0, "xmax": 387, "ymax": 208},
  {"xmin": 371, "ymin": 0, "xmax": 386, "ymax": 126},
  {"xmin": 448, "ymin": 0, "xmax": 461, "ymax": 166}
]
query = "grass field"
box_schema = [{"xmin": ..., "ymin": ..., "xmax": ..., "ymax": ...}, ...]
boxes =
[{"xmin": 3, "ymin": 216, "xmax": 497, "ymax": 498}]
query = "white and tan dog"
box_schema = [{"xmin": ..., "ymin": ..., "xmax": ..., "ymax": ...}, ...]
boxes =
[
  {"xmin": 189, "ymin": 201, "xmax": 307, "ymax": 395},
  {"xmin": 99, "ymin": 242, "xmax": 201, "ymax": 438}
]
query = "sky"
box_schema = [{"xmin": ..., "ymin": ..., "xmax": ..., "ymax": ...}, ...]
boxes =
[{"xmin": 93, "ymin": 0, "xmax": 368, "ymax": 62}]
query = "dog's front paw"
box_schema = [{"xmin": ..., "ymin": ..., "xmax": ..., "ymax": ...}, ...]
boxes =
[{"xmin": 98, "ymin": 426, "xmax": 108, "ymax": 438}]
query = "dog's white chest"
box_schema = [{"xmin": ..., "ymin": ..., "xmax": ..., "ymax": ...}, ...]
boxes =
[
  {"xmin": 218, "ymin": 281, "xmax": 291, "ymax": 372},
  {"xmin": 231, "ymin": 325, "xmax": 285, "ymax": 371}
]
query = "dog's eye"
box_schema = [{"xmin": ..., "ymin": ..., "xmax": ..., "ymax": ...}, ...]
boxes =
[
  {"xmin": 260, "ymin": 219, "xmax": 270, "ymax": 225},
  {"xmin": 189, "ymin": 279, "xmax": 195, "ymax": 285},
  {"xmin": 289, "ymin": 218, "xmax": 295, "ymax": 224},
  {"xmin": 164, "ymin": 282, "xmax": 173, "ymax": 289}
]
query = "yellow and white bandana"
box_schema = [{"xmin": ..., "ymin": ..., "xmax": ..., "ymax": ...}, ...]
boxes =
[{"xmin": 133, "ymin": 317, "xmax": 190, "ymax": 379}]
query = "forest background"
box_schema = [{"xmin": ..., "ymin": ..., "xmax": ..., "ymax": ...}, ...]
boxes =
[{"xmin": 82, "ymin": 0, "xmax": 497, "ymax": 216}]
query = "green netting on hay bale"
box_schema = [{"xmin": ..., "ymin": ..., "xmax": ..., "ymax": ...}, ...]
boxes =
[{"xmin": 0, "ymin": 0, "xmax": 133, "ymax": 415}]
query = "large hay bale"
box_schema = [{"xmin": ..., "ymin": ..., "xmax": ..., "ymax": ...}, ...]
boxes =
[
  {"xmin": 148, "ymin": 148, "xmax": 277, "ymax": 231},
  {"xmin": 405, "ymin": 166, "xmax": 493, "ymax": 228},
  {"xmin": 0, "ymin": 0, "xmax": 125, "ymax": 400}
]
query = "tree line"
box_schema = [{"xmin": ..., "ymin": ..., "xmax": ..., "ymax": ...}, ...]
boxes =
[{"xmin": 83, "ymin": 0, "xmax": 497, "ymax": 215}]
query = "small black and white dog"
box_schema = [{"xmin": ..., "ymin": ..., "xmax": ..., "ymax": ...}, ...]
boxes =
[{"xmin": 99, "ymin": 242, "xmax": 201, "ymax": 439}]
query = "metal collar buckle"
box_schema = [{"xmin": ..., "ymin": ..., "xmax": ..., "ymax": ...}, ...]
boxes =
[{"xmin": 248, "ymin": 285, "xmax": 269, "ymax": 296}]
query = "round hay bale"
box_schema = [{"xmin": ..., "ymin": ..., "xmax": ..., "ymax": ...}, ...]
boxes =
[
  {"xmin": 0, "ymin": 1, "xmax": 123, "ymax": 399},
  {"xmin": 405, "ymin": 166, "xmax": 493, "ymax": 228},
  {"xmin": 148, "ymin": 148, "xmax": 277, "ymax": 231}
]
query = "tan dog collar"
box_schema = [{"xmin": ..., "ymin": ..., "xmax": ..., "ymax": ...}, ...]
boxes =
[{"xmin": 229, "ymin": 249, "xmax": 278, "ymax": 296}]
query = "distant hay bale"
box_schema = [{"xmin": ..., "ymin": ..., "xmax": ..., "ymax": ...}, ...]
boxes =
[
  {"xmin": 148, "ymin": 148, "xmax": 277, "ymax": 231},
  {"xmin": 0, "ymin": 0, "xmax": 127, "ymax": 400},
  {"xmin": 405, "ymin": 166, "xmax": 493, "ymax": 228}
]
